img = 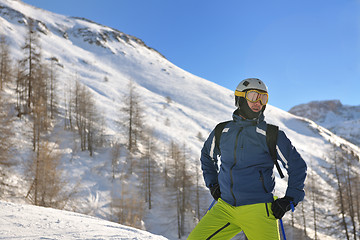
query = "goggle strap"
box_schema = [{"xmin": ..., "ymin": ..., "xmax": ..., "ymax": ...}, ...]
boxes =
[{"xmin": 235, "ymin": 90, "xmax": 245, "ymax": 97}]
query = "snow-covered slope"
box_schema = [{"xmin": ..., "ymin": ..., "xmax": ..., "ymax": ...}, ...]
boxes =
[
  {"xmin": 0, "ymin": 0, "xmax": 234, "ymax": 152},
  {"xmin": 289, "ymin": 100, "xmax": 360, "ymax": 146},
  {"xmin": 1, "ymin": 1, "xmax": 360, "ymax": 239},
  {"xmin": 0, "ymin": 200, "xmax": 167, "ymax": 239}
]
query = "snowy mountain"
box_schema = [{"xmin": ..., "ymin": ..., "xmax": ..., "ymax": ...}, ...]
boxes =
[
  {"xmin": 289, "ymin": 100, "xmax": 360, "ymax": 146},
  {"xmin": 1, "ymin": 1, "xmax": 360, "ymax": 239},
  {"xmin": 0, "ymin": 200, "xmax": 167, "ymax": 239}
]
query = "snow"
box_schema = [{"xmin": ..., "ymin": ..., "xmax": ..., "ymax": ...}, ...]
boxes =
[
  {"xmin": 0, "ymin": 0, "xmax": 359, "ymax": 239},
  {"xmin": 0, "ymin": 200, "xmax": 168, "ymax": 239}
]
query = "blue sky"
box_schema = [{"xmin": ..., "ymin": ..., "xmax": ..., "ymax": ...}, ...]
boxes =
[{"xmin": 23, "ymin": 0, "xmax": 360, "ymax": 111}]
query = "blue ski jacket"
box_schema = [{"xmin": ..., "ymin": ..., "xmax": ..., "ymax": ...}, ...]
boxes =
[{"xmin": 201, "ymin": 110, "xmax": 307, "ymax": 206}]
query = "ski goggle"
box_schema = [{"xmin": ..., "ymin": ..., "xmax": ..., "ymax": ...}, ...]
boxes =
[{"xmin": 235, "ymin": 89, "xmax": 269, "ymax": 105}]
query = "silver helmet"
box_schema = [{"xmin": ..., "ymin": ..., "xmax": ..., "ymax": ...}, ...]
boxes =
[{"xmin": 235, "ymin": 78, "xmax": 268, "ymax": 93}]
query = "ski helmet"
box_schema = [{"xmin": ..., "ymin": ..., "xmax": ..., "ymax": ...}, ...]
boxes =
[
  {"xmin": 235, "ymin": 78, "xmax": 268, "ymax": 108},
  {"xmin": 235, "ymin": 78, "xmax": 268, "ymax": 93}
]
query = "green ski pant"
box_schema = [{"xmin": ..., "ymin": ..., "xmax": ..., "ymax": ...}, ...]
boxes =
[{"xmin": 188, "ymin": 198, "xmax": 280, "ymax": 240}]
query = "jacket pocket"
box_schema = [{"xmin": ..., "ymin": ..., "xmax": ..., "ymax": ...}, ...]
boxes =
[{"xmin": 259, "ymin": 170, "xmax": 269, "ymax": 193}]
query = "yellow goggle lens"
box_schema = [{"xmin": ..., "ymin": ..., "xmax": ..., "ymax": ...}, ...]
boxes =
[{"xmin": 235, "ymin": 90, "xmax": 268, "ymax": 105}]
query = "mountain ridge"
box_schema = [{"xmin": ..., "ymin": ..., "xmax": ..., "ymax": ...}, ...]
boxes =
[{"xmin": 289, "ymin": 99, "xmax": 360, "ymax": 146}]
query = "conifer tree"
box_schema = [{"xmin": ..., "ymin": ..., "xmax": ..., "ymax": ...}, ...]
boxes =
[
  {"xmin": 18, "ymin": 20, "xmax": 41, "ymax": 112},
  {"xmin": 330, "ymin": 145, "xmax": 360, "ymax": 240},
  {"xmin": 120, "ymin": 80, "xmax": 144, "ymax": 174},
  {"xmin": 121, "ymin": 80, "xmax": 144, "ymax": 154},
  {"xmin": 0, "ymin": 35, "xmax": 12, "ymax": 90},
  {"xmin": 168, "ymin": 142, "xmax": 194, "ymax": 238},
  {"xmin": 48, "ymin": 57, "xmax": 58, "ymax": 119},
  {"xmin": 194, "ymin": 165, "xmax": 201, "ymax": 221},
  {"xmin": 110, "ymin": 181, "xmax": 145, "ymax": 229},
  {"xmin": 333, "ymin": 148, "xmax": 350, "ymax": 240},
  {"xmin": 26, "ymin": 141, "xmax": 72, "ymax": 209},
  {"xmin": 111, "ymin": 142, "xmax": 122, "ymax": 180},
  {"xmin": 308, "ymin": 169, "xmax": 319, "ymax": 240},
  {"xmin": 141, "ymin": 127, "xmax": 157, "ymax": 209},
  {"xmin": 31, "ymin": 63, "xmax": 49, "ymax": 152},
  {"xmin": 72, "ymin": 81, "xmax": 104, "ymax": 156},
  {"xmin": 0, "ymin": 91, "xmax": 15, "ymax": 195}
]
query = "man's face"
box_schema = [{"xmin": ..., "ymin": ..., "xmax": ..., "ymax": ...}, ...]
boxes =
[{"xmin": 247, "ymin": 100, "xmax": 264, "ymax": 113}]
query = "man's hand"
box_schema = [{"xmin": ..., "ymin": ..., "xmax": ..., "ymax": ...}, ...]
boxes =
[
  {"xmin": 271, "ymin": 196, "xmax": 295, "ymax": 219},
  {"xmin": 209, "ymin": 183, "xmax": 221, "ymax": 201}
]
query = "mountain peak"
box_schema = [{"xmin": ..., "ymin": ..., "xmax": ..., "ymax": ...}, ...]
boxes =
[
  {"xmin": 289, "ymin": 100, "xmax": 342, "ymax": 117},
  {"xmin": 289, "ymin": 100, "xmax": 360, "ymax": 146},
  {"xmin": 0, "ymin": 0, "xmax": 164, "ymax": 58}
]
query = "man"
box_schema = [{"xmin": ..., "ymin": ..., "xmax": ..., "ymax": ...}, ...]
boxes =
[{"xmin": 188, "ymin": 78, "xmax": 307, "ymax": 239}]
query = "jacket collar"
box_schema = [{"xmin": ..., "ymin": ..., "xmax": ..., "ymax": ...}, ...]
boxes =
[{"xmin": 232, "ymin": 109, "xmax": 264, "ymax": 127}]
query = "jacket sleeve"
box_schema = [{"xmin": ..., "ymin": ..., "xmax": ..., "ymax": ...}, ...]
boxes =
[
  {"xmin": 276, "ymin": 130, "xmax": 307, "ymax": 204},
  {"xmin": 200, "ymin": 129, "xmax": 220, "ymax": 188}
]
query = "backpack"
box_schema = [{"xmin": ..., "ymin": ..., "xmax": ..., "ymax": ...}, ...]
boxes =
[{"xmin": 214, "ymin": 121, "xmax": 285, "ymax": 178}]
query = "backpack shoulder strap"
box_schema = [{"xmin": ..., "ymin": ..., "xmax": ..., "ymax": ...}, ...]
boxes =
[
  {"xmin": 266, "ymin": 124, "xmax": 285, "ymax": 178},
  {"xmin": 214, "ymin": 120, "xmax": 231, "ymax": 154}
]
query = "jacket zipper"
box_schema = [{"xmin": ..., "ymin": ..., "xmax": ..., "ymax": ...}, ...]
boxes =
[{"xmin": 230, "ymin": 127, "xmax": 243, "ymax": 205}]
